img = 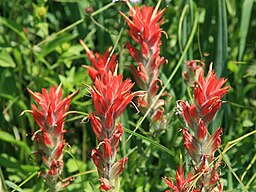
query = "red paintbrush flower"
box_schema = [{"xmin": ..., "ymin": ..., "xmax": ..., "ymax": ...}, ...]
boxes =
[
  {"xmin": 89, "ymin": 71, "xmax": 140, "ymax": 190},
  {"xmin": 91, "ymin": 72, "xmax": 140, "ymax": 123},
  {"xmin": 80, "ymin": 39, "xmax": 117, "ymax": 81},
  {"xmin": 27, "ymin": 84, "xmax": 79, "ymax": 190},
  {"xmin": 178, "ymin": 66, "xmax": 230, "ymax": 130},
  {"xmin": 120, "ymin": 2, "xmax": 168, "ymax": 127},
  {"xmin": 173, "ymin": 65, "xmax": 229, "ymax": 191},
  {"xmin": 194, "ymin": 68, "xmax": 230, "ymax": 125},
  {"xmin": 119, "ymin": 4, "xmax": 165, "ymax": 56},
  {"xmin": 162, "ymin": 166, "xmax": 195, "ymax": 192}
]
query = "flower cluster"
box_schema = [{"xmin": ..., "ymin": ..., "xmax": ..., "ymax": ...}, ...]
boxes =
[
  {"xmin": 82, "ymin": 41, "xmax": 140, "ymax": 190},
  {"xmin": 27, "ymin": 85, "xmax": 78, "ymax": 191},
  {"xmin": 90, "ymin": 73, "xmax": 138, "ymax": 190},
  {"xmin": 89, "ymin": 72, "xmax": 138, "ymax": 191},
  {"xmin": 162, "ymin": 165, "xmax": 194, "ymax": 192},
  {"xmin": 80, "ymin": 39, "xmax": 117, "ymax": 81},
  {"xmin": 120, "ymin": 2, "xmax": 167, "ymax": 129},
  {"xmin": 164, "ymin": 65, "xmax": 229, "ymax": 191}
]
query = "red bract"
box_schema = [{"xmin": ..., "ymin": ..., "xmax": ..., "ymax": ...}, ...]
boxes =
[
  {"xmin": 120, "ymin": 5, "xmax": 165, "ymax": 54},
  {"xmin": 194, "ymin": 69, "xmax": 230, "ymax": 125},
  {"xmin": 178, "ymin": 67, "xmax": 230, "ymax": 130},
  {"xmin": 89, "ymin": 71, "xmax": 140, "ymax": 190},
  {"xmin": 203, "ymin": 128, "xmax": 222, "ymax": 156},
  {"xmin": 120, "ymin": 2, "xmax": 167, "ymax": 128},
  {"xmin": 162, "ymin": 166, "xmax": 195, "ymax": 192},
  {"xmin": 80, "ymin": 39, "xmax": 117, "ymax": 81},
  {"xmin": 182, "ymin": 128, "xmax": 200, "ymax": 163},
  {"xmin": 91, "ymin": 73, "xmax": 139, "ymax": 121},
  {"xmin": 27, "ymin": 84, "xmax": 78, "ymax": 190}
]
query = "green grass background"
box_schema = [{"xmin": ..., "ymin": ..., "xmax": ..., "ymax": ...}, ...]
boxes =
[{"xmin": 0, "ymin": 0, "xmax": 255, "ymax": 191}]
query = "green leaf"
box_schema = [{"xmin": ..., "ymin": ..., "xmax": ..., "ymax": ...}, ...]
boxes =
[
  {"xmin": 242, "ymin": 119, "xmax": 254, "ymax": 127},
  {"xmin": 215, "ymin": 0, "xmax": 228, "ymax": 77},
  {"xmin": 0, "ymin": 131, "xmax": 31, "ymax": 153},
  {"xmin": 124, "ymin": 128, "xmax": 175, "ymax": 157},
  {"xmin": 66, "ymin": 158, "xmax": 86, "ymax": 173},
  {"xmin": 5, "ymin": 181, "xmax": 23, "ymax": 192},
  {"xmin": 238, "ymin": 0, "xmax": 254, "ymax": 60},
  {"xmin": 0, "ymin": 17, "xmax": 28, "ymax": 42},
  {"xmin": 36, "ymin": 33, "xmax": 77, "ymax": 60},
  {"xmin": 226, "ymin": 0, "xmax": 236, "ymax": 17},
  {"xmin": 0, "ymin": 51, "xmax": 16, "ymax": 68}
]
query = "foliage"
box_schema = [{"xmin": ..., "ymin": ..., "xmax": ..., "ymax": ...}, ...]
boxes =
[{"xmin": 0, "ymin": 0, "xmax": 255, "ymax": 191}]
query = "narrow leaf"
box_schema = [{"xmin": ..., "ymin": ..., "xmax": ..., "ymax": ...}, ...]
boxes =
[
  {"xmin": 215, "ymin": 0, "xmax": 228, "ymax": 77},
  {"xmin": 124, "ymin": 128, "xmax": 174, "ymax": 156}
]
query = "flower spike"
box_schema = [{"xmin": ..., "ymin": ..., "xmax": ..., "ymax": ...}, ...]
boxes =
[
  {"xmin": 120, "ymin": 1, "xmax": 168, "ymax": 133},
  {"xmin": 85, "ymin": 53, "xmax": 140, "ymax": 190},
  {"xmin": 164, "ymin": 64, "xmax": 229, "ymax": 191},
  {"xmin": 27, "ymin": 85, "xmax": 79, "ymax": 191}
]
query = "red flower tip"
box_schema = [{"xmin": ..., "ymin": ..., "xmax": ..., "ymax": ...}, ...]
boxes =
[
  {"xmin": 54, "ymin": 141, "xmax": 66, "ymax": 159},
  {"xmin": 83, "ymin": 45, "xmax": 118, "ymax": 81},
  {"xmin": 48, "ymin": 159, "xmax": 63, "ymax": 176},
  {"xmin": 130, "ymin": 63, "xmax": 149, "ymax": 89},
  {"xmin": 111, "ymin": 123, "xmax": 124, "ymax": 148},
  {"xmin": 91, "ymin": 72, "xmax": 140, "ymax": 121},
  {"xmin": 43, "ymin": 132, "xmax": 52, "ymax": 147},
  {"xmin": 182, "ymin": 60, "xmax": 205, "ymax": 87},
  {"xmin": 152, "ymin": 107, "xmax": 164, "ymax": 122},
  {"xmin": 28, "ymin": 85, "xmax": 77, "ymax": 131},
  {"xmin": 176, "ymin": 101, "xmax": 197, "ymax": 130},
  {"xmin": 99, "ymin": 178, "xmax": 112, "ymax": 191},
  {"xmin": 194, "ymin": 68, "xmax": 229, "ymax": 114},
  {"xmin": 120, "ymin": 5, "xmax": 165, "ymax": 56},
  {"xmin": 163, "ymin": 166, "xmax": 194, "ymax": 192},
  {"xmin": 204, "ymin": 128, "xmax": 223, "ymax": 156},
  {"xmin": 90, "ymin": 112, "xmax": 106, "ymax": 140},
  {"xmin": 92, "ymin": 149, "xmax": 104, "ymax": 174},
  {"xmin": 162, "ymin": 177, "xmax": 178, "ymax": 192}
]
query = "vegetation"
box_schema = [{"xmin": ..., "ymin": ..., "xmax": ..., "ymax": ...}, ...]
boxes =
[{"xmin": 0, "ymin": 0, "xmax": 255, "ymax": 191}]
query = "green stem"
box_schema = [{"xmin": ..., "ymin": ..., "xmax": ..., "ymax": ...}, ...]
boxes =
[
  {"xmin": 62, "ymin": 170, "xmax": 97, "ymax": 182},
  {"xmin": 11, "ymin": 171, "xmax": 38, "ymax": 192}
]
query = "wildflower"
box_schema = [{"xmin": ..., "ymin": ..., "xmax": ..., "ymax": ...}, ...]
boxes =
[
  {"xmin": 120, "ymin": 2, "xmax": 168, "ymax": 130},
  {"xmin": 164, "ymin": 65, "xmax": 229, "ymax": 191},
  {"xmin": 162, "ymin": 166, "xmax": 195, "ymax": 192},
  {"xmin": 27, "ymin": 84, "xmax": 79, "ymax": 191},
  {"xmin": 194, "ymin": 68, "xmax": 229, "ymax": 125},
  {"xmin": 89, "ymin": 72, "xmax": 140, "ymax": 190},
  {"xmin": 80, "ymin": 39, "xmax": 117, "ymax": 81},
  {"xmin": 177, "ymin": 65, "xmax": 230, "ymax": 130}
]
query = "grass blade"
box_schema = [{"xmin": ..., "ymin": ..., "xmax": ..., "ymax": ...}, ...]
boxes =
[
  {"xmin": 124, "ymin": 127, "xmax": 174, "ymax": 157},
  {"xmin": 238, "ymin": 0, "xmax": 254, "ymax": 60},
  {"xmin": 215, "ymin": 0, "xmax": 228, "ymax": 77}
]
